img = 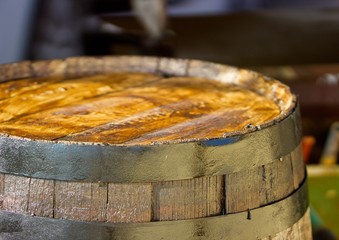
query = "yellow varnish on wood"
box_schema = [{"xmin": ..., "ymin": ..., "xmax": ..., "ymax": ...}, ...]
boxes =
[
  {"xmin": 0, "ymin": 73, "xmax": 159, "ymax": 121},
  {"xmin": 0, "ymin": 73, "xmax": 280, "ymax": 145}
]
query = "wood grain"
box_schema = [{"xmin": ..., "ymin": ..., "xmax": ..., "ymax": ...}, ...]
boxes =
[
  {"xmin": 225, "ymin": 167, "xmax": 262, "ymax": 213},
  {"xmin": 0, "ymin": 173, "xmax": 4, "ymax": 209},
  {"xmin": 153, "ymin": 175, "xmax": 224, "ymax": 221},
  {"xmin": 225, "ymin": 145, "xmax": 301, "ymax": 213},
  {"xmin": 27, "ymin": 178, "xmax": 54, "ymax": 217},
  {"xmin": 91, "ymin": 182, "xmax": 109, "ymax": 222},
  {"xmin": 0, "ymin": 73, "xmax": 280, "ymax": 145},
  {"xmin": 31, "ymin": 59, "xmax": 66, "ymax": 78},
  {"xmin": 2, "ymin": 175, "xmax": 30, "ymax": 213},
  {"xmin": 0, "ymin": 73, "xmax": 159, "ymax": 122},
  {"xmin": 0, "ymin": 143, "xmax": 305, "ymax": 222},
  {"xmin": 158, "ymin": 58, "xmax": 189, "ymax": 76},
  {"xmin": 259, "ymin": 153, "xmax": 294, "ymax": 206},
  {"xmin": 0, "ymin": 173, "xmax": 311, "ymax": 238},
  {"xmin": 54, "ymin": 181, "xmax": 108, "ymax": 222},
  {"xmin": 107, "ymin": 183, "xmax": 152, "ymax": 223},
  {"xmin": 0, "ymin": 61, "xmax": 32, "ymax": 83}
]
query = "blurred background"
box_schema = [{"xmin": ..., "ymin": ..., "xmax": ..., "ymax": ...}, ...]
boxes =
[{"xmin": 0, "ymin": 0, "xmax": 338, "ymax": 238}]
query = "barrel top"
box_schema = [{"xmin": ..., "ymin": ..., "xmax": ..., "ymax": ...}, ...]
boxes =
[{"xmin": 0, "ymin": 56, "xmax": 295, "ymax": 146}]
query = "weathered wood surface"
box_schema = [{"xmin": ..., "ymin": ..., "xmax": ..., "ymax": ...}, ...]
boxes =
[
  {"xmin": 0, "ymin": 173, "xmax": 4, "ymax": 209},
  {"xmin": 152, "ymin": 175, "xmax": 224, "ymax": 221},
  {"xmin": 0, "ymin": 74, "xmax": 280, "ymax": 145},
  {"xmin": 0, "ymin": 56, "xmax": 296, "ymax": 145},
  {"xmin": 0, "ymin": 144, "xmax": 305, "ymax": 222}
]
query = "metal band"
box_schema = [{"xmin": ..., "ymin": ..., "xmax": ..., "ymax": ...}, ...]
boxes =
[
  {"xmin": 0, "ymin": 106, "xmax": 301, "ymax": 183},
  {"xmin": 0, "ymin": 179, "xmax": 309, "ymax": 240}
]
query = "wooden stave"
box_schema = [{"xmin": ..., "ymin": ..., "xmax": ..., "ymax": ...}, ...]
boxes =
[
  {"xmin": 0, "ymin": 143, "xmax": 305, "ymax": 222},
  {"xmin": 0, "ymin": 180, "xmax": 311, "ymax": 240}
]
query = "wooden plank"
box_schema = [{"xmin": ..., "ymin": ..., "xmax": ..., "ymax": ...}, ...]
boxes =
[
  {"xmin": 107, "ymin": 183, "xmax": 152, "ymax": 223},
  {"xmin": 102, "ymin": 56, "xmax": 159, "ymax": 75},
  {"xmin": 225, "ymin": 149, "xmax": 297, "ymax": 213},
  {"xmin": 0, "ymin": 72, "xmax": 160, "ymax": 123},
  {"xmin": 260, "ymin": 154, "xmax": 294, "ymax": 206},
  {"xmin": 0, "ymin": 61, "xmax": 32, "ymax": 82},
  {"xmin": 54, "ymin": 181, "xmax": 108, "ymax": 222},
  {"xmin": 90, "ymin": 182, "xmax": 108, "ymax": 222},
  {"xmin": 153, "ymin": 176, "xmax": 224, "ymax": 221},
  {"xmin": 2, "ymin": 175, "xmax": 30, "ymax": 213},
  {"xmin": 55, "ymin": 181, "xmax": 92, "ymax": 221},
  {"xmin": 188, "ymin": 60, "xmax": 239, "ymax": 85},
  {"xmin": 0, "ymin": 76, "xmax": 63, "ymax": 101},
  {"xmin": 60, "ymin": 97, "xmax": 213, "ymax": 143},
  {"xmin": 158, "ymin": 58, "xmax": 189, "ymax": 76},
  {"xmin": 31, "ymin": 59, "xmax": 66, "ymax": 78},
  {"xmin": 27, "ymin": 178, "xmax": 54, "ymax": 217},
  {"xmin": 65, "ymin": 57, "xmax": 104, "ymax": 78},
  {"xmin": 225, "ymin": 167, "xmax": 261, "ymax": 213},
  {"xmin": 0, "ymin": 90, "xmax": 160, "ymax": 140},
  {"xmin": 0, "ymin": 173, "xmax": 4, "ymax": 209}
]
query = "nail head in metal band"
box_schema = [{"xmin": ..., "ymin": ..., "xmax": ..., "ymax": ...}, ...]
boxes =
[
  {"xmin": 0, "ymin": 179, "xmax": 309, "ymax": 240},
  {"xmin": 0, "ymin": 105, "xmax": 301, "ymax": 183}
]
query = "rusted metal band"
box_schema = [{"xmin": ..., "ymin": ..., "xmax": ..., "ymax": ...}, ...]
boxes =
[
  {"xmin": 0, "ymin": 105, "xmax": 301, "ymax": 183},
  {"xmin": 0, "ymin": 179, "xmax": 309, "ymax": 240}
]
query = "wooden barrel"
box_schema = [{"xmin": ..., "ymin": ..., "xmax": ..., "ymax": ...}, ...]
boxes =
[{"xmin": 0, "ymin": 56, "xmax": 311, "ymax": 239}]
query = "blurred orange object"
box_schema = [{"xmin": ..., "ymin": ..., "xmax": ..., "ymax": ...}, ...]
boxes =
[{"xmin": 302, "ymin": 136, "xmax": 316, "ymax": 163}]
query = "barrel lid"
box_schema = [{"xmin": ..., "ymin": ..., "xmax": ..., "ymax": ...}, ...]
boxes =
[
  {"xmin": 0, "ymin": 56, "xmax": 299, "ymax": 182},
  {"xmin": 0, "ymin": 56, "xmax": 294, "ymax": 146}
]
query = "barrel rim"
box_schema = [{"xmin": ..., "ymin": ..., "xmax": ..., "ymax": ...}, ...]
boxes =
[{"xmin": 0, "ymin": 106, "xmax": 301, "ymax": 182}]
